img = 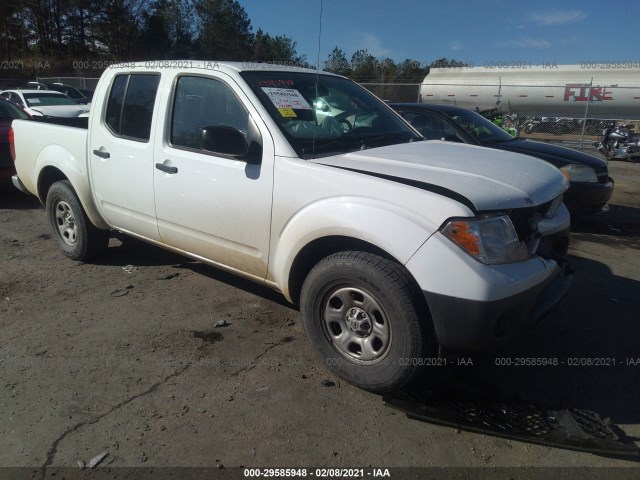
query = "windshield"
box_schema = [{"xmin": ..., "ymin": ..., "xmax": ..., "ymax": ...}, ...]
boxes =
[
  {"xmin": 49, "ymin": 85, "xmax": 85, "ymax": 100},
  {"xmin": 23, "ymin": 92, "xmax": 77, "ymax": 107},
  {"xmin": 0, "ymin": 99, "xmax": 30, "ymax": 120},
  {"xmin": 447, "ymin": 109, "xmax": 515, "ymax": 143},
  {"xmin": 240, "ymin": 71, "xmax": 420, "ymax": 158}
]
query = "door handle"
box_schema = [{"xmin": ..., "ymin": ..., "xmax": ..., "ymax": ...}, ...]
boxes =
[
  {"xmin": 155, "ymin": 163, "xmax": 178, "ymax": 174},
  {"xmin": 93, "ymin": 149, "xmax": 110, "ymax": 159}
]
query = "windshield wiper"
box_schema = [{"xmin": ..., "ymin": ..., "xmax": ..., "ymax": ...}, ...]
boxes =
[
  {"xmin": 358, "ymin": 133, "xmax": 414, "ymax": 148},
  {"xmin": 300, "ymin": 133, "xmax": 415, "ymax": 158},
  {"xmin": 301, "ymin": 138, "xmax": 365, "ymax": 158}
]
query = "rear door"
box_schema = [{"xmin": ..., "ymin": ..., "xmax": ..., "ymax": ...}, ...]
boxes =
[
  {"xmin": 89, "ymin": 72, "xmax": 162, "ymax": 240},
  {"xmin": 153, "ymin": 73, "xmax": 274, "ymax": 278}
]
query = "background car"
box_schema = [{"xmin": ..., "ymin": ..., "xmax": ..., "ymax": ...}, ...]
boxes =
[
  {"xmin": 0, "ymin": 97, "xmax": 31, "ymax": 185},
  {"xmin": 391, "ymin": 103, "xmax": 614, "ymax": 215},
  {"xmin": 0, "ymin": 90, "xmax": 90, "ymax": 118},
  {"xmin": 23, "ymin": 81, "xmax": 90, "ymax": 104}
]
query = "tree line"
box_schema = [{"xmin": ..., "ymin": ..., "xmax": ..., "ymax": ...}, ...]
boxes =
[
  {"xmin": 323, "ymin": 47, "xmax": 468, "ymax": 83},
  {"xmin": 1, "ymin": 0, "xmax": 306, "ymax": 74},
  {"xmin": 1, "ymin": 0, "xmax": 467, "ymax": 81}
]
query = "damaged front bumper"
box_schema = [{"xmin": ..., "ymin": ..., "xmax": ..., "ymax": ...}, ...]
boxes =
[{"xmin": 406, "ymin": 204, "xmax": 572, "ymax": 351}]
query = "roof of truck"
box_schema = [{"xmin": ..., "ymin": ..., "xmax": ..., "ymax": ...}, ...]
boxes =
[{"xmin": 123, "ymin": 60, "xmax": 337, "ymax": 76}]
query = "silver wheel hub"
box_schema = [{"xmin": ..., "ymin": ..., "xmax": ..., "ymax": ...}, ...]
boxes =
[
  {"xmin": 323, "ymin": 287, "xmax": 391, "ymax": 362},
  {"xmin": 54, "ymin": 200, "xmax": 77, "ymax": 246},
  {"xmin": 346, "ymin": 307, "xmax": 372, "ymax": 337}
]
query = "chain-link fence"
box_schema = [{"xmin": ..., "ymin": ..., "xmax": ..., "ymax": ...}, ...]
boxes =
[
  {"xmin": 360, "ymin": 79, "xmax": 640, "ymax": 151},
  {"xmin": 360, "ymin": 83, "xmax": 420, "ymax": 103},
  {"xmin": 418, "ymin": 80, "xmax": 640, "ymax": 150},
  {"xmin": 36, "ymin": 76, "xmax": 100, "ymax": 91}
]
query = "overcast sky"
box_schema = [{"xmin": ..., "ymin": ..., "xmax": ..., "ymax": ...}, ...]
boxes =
[{"xmin": 240, "ymin": 0, "xmax": 640, "ymax": 67}]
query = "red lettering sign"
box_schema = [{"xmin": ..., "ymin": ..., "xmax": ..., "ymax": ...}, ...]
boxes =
[{"xmin": 564, "ymin": 84, "xmax": 614, "ymax": 102}]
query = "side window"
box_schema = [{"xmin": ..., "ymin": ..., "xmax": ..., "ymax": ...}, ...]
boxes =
[
  {"xmin": 402, "ymin": 111, "xmax": 459, "ymax": 141},
  {"xmin": 105, "ymin": 74, "xmax": 160, "ymax": 141},
  {"xmin": 105, "ymin": 75, "xmax": 128, "ymax": 134},
  {"xmin": 171, "ymin": 76, "xmax": 249, "ymax": 151}
]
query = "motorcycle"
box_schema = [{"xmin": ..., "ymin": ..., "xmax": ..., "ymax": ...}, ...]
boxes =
[
  {"xmin": 596, "ymin": 123, "xmax": 640, "ymax": 161},
  {"xmin": 478, "ymin": 108, "xmax": 518, "ymax": 136},
  {"xmin": 523, "ymin": 117, "xmax": 574, "ymax": 135}
]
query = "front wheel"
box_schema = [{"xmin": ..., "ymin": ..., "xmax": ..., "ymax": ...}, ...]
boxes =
[
  {"xmin": 300, "ymin": 251, "xmax": 435, "ymax": 393},
  {"xmin": 46, "ymin": 180, "xmax": 109, "ymax": 261}
]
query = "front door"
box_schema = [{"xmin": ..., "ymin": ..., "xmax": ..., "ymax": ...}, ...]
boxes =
[{"xmin": 153, "ymin": 74, "xmax": 274, "ymax": 278}]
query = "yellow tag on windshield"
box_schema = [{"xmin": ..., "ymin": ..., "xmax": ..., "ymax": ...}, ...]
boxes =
[{"xmin": 278, "ymin": 107, "xmax": 297, "ymax": 118}]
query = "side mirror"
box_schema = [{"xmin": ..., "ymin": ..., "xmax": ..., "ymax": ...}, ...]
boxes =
[{"xmin": 201, "ymin": 125, "xmax": 249, "ymax": 157}]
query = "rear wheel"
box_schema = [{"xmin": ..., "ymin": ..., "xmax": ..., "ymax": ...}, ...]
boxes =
[
  {"xmin": 46, "ymin": 180, "xmax": 109, "ymax": 261},
  {"xmin": 300, "ymin": 251, "xmax": 435, "ymax": 393}
]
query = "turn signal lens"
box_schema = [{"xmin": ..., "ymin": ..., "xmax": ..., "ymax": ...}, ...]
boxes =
[
  {"xmin": 441, "ymin": 221, "xmax": 481, "ymax": 256},
  {"xmin": 441, "ymin": 215, "xmax": 530, "ymax": 265}
]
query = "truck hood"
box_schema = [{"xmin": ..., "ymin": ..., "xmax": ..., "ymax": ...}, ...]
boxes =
[
  {"xmin": 27, "ymin": 105, "xmax": 89, "ymax": 118},
  {"xmin": 310, "ymin": 140, "xmax": 568, "ymax": 211}
]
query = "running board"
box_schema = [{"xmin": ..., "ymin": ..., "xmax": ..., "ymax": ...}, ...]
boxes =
[{"xmin": 384, "ymin": 387, "xmax": 640, "ymax": 458}]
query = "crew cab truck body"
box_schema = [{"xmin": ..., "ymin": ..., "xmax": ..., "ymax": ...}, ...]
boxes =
[{"xmin": 11, "ymin": 62, "xmax": 572, "ymax": 392}]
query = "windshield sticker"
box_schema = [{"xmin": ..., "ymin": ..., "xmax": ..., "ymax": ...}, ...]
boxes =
[
  {"xmin": 278, "ymin": 107, "xmax": 297, "ymax": 118},
  {"xmin": 258, "ymin": 79, "xmax": 295, "ymax": 87},
  {"xmin": 261, "ymin": 87, "xmax": 312, "ymax": 110},
  {"xmin": 29, "ymin": 98, "xmax": 41, "ymax": 103}
]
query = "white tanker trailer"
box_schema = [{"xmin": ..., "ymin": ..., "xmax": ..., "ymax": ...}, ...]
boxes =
[{"xmin": 420, "ymin": 65, "xmax": 640, "ymax": 120}]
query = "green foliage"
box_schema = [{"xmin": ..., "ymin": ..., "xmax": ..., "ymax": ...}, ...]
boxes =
[
  {"xmin": 253, "ymin": 28, "xmax": 307, "ymax": 66},
  {"xmin": 0, "ymin": 0, "xmax": 468, "ymax": 79},
  {"xmin": 0, "ymin": 0, "xmax": 306, "ymax": 71},
  {"xmin": 429, "ymin": 57, "xmax": 469, "ymax": 69},
  {"xmin": 323, "ymin": 49, "xmax": 469, "ymax": 83},
  {"xmin": 193, "ymin": 0, "xmax": 254, "ymax": 60},
  {"xmin": 324, "ymin": 47, "xmax": 351, "ymax": 76},
  {"xmin": 139, "ymin": 0, "xmax": 195, "ymax": 59}
]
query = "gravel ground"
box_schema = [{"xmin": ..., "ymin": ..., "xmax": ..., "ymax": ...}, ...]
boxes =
[{"xmin": 1, "ymin": 160, "xmax": 639, "ymax": 478}]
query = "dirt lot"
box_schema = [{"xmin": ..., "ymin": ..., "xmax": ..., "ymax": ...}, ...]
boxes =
[{"xmin": 1, "ymin": 159, "xmax": 639, "ymax": 478}]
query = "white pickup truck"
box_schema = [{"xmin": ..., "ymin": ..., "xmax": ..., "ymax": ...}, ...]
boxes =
[{"xmin": 10, "ymin": 61, "xmax": 572, "ymax": 392}]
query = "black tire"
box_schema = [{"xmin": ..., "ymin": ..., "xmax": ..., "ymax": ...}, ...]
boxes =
[
  {"xmin": 46, "ymin": 180, "xmax": 109, "ymax": 261},
  {"xmin": 300, "ymin": 251, "xmax": 435, "ymax": 393}
]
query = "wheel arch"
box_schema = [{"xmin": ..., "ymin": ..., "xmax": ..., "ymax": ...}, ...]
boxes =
[
  {"xmin": 36, "ymin": 166, "xmax": 109, "ymax": 230},
  {"xmin": 37, "ymin": 166, "xmax": 68, "ymax": 204},
  {"xmin": 287, "ymin": 235, "xmax": 423, "ymax": 307}
]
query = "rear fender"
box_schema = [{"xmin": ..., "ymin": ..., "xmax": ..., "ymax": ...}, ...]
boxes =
[{"xmin": 35, "ymin": 145, "xmax": 109, "ymax": 229}]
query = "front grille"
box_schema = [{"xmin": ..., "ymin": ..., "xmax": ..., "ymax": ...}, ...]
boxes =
[{"xmin": 508, "ymin": 200, "xmax": 552, "ymax": 242}]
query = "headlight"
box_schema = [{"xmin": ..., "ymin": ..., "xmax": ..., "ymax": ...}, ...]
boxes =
[
  {"xmin": 441, "ymin": 215, "xmax": 530, "ymax": 265},
  {"xmin": 560, "ymin": 164, "xmax": 597, "ymax": 183}
]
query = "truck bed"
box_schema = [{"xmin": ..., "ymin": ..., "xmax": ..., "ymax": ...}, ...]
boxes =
[
  {"xmin": 12, "ymin": 118, "xmax": 89, "ymax": 199},
  {"xmin": 32, "ymin": 116, "xmax": 89, "ymax": 129}
]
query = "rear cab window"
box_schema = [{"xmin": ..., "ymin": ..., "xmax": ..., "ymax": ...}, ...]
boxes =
[{"xmin": 105, "ymin": 74, "xmax": 160, "ymax": 142}]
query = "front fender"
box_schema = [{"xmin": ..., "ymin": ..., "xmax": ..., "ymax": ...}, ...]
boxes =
[
  {"xmin": 270, "ymin": 196, "xmax": 441, "ymax": 299},
  {"xmin": 35, "ymin": 145, "xmax": 109, "ymax": 230}
]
